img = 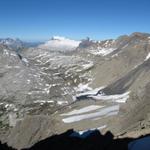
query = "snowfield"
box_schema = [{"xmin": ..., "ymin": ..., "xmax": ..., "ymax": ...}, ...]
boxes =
[
  {"xmin": 62, "ymin": 105, "xmax": 119, "ymax": 123},
  {"xmin": 90, "ymin": 48, "xmax": 117, "ymax": 56},
  {"xmin": 61, "ymin": 105, "xmax": 104, "ymax": 116},
  {"xmin": 88, "ymin": 91, "xmax": 130, "ymax": 103},
  {"xmin": 74, "ymin": 83, "xmax": 92, "ymax": 92},
  {"xmin": 76, "ymin": 87, "xmax": 130, "ymax": 103},
  {"xmin": 145, "ymin": 52, "xmax": 150, "ymax": 61},
  {"xmin": 62, "ymin": 88, "xmax": 130, "ymax": 124},
  {"xmin": 82, "ymin": 61, "xmax": 94, "ymax": 70},
  {"xmin": 76, "ymin": 86, "xmax": 105, "ymax": 97}
]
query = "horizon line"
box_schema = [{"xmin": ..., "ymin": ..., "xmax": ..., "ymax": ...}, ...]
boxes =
[{"xmin": 1, "ymin": 31, "xmax": 150, "ymax": 42}]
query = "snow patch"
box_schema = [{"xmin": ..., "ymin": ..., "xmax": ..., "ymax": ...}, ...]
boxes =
[
  {"xmin": 62, "ymin": 105, "xmax": 119, "ymax": 123},
  {"xmin": 22, "ymin": 58, "xmax": 29, "ymax": 66},
  {"xmin": 112, "ymin": 53, "xmax": 118, "ymax": 58},
  {"xmin": 61, "ymin": 105, "xmax": 104, "ymax": 116},
  {"xmin": 88, "ymin": 91, "xmax": 130, "ymax": 103},
  {"xmin": 90, "ymin": 48, "xmax": 117, "ymax": 56},
  {"xmin": 57, "ymin": 101, "xmax": 68, "ymax": 105},
  {"xmin": 76, "ymin": 86, "xmax": 130, "ymax": 103},
  {"xmin": 75, "ymin": 83, "xmax": 92, "ymax": 92},
  {"xmin": 82, "ymin": 62, "xmax": 94, "ymax": 70},
  {"xmin": 145, "ymin": 52, "xmax": 150, "ymax": 61},
  {"xmin": 3, "ymin": 49, "xmax": 9, "ymax": 55},
  {"xmin": 34, "ymin": 100, "xmax": 54, "ymax": 104},
  {"xmin": 76, "ymin": 86, "xmax": 105, "ymax": 98}
]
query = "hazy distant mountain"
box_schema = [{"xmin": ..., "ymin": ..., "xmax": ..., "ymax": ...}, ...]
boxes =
[
  {"xmin": 0, "ymin": 38, "xmax": 44, "ymax": 50},
  {"xmin": 0, "ymin": 38, "xmax": 23, "ymax": 49},
  {"xmin": 23, "ymin": 41, "xmax": 44, "ymax": 48}
]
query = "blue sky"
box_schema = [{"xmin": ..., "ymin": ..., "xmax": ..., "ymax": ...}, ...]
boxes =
[{"xmin": 0, "ymin": 0, "xmax": 150, "ymax": 41}]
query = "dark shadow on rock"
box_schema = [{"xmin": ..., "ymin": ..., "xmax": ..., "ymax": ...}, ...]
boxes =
[
  {"xmin": 0, "ymin": 141, "xmax": 16, "ymax": 150},
  {"xmin": 1, "ymin": 129, "xmax": 150, "ymax": 150},
  {"xmin": 21, "ymin": 129, "xmax": 147, "ymax": 150}
]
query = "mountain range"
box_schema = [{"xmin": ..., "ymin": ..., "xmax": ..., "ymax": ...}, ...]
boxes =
[{"xmin": 0, "ymin": 32, "xmax": 150, "ymax": 149}]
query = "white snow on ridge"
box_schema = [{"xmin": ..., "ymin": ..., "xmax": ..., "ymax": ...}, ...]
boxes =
[
  {"xmin": 82, "ymin": 61, "xmax": 94, "ymax": 70},
  {"xmin": 57, "ymin": 101, "xmax": 68, "ymax": 105},
  {"xmin": 39, "ymin": 36, "xmax": 81, "ymax": 51},
  {"xmin": 62, "ymin": 105, "xmax": 119, "ymax": 123},
  {"xmin": 76, "ymin": 86, "xmax": 105, "ymax": 97},
  {"xmin": 34, "ymin": 100, "xmax": 54, "ymax": 104},
  {"xmin": 22, "ymin": 58, "xmax": 29, "ymax": 66},
  {"xmin": 74, "ymin": 83, "xmax": 92, "ymax": 92},
  {"xmin": 145, "ymin": 52, "xmax": 150, "ymax": 61},
  {"xmin": 61, "ymin": 105, "xmax": 104, "ymax": 116},
  {"xmin": 88, "ymin": 91, "xmax": 130, "ymax": 103},
  {"xmin": 33, "ymin": 100, "xmax": 68, "ymax": 105},
  {"xmin": 90, "ymin": 48, "xmax": 117, "ymax": 56},
  {"xmin": 3, "ymin": 49, "xmax": 10, "ymax": 55},
  {"xmin": 76, "ymin": 86, "xmax": 130, "ymax": 103}
]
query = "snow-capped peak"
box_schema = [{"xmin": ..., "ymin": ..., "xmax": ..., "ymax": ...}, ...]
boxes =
[{"xmin": 39, "ymin": 36, "xmax": 81, "ymax": 51}]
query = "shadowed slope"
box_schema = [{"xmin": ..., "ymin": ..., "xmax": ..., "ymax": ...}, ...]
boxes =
[{"xmin": 1, "ymin": 129, "xmax": 150, "ymax": 150}]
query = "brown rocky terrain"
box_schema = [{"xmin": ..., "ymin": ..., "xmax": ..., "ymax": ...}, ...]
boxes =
[{"xmin": 0, "ymin": 32, "xmax": 150, "ymax": 149}]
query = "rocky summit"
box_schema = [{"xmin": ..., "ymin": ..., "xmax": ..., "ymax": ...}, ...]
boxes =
[{"xmin": 0, "ymin": 32, "xmax": 150, "ymax": 149}]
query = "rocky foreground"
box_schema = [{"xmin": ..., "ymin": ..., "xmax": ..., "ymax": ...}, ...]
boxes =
[
  {"xmin": 0, "ymin": 32, "xmax": 150, "ymax": 149},
  {"xmin": 0, "ymin": 129, "xmax": 150, "ymax": 150}
]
